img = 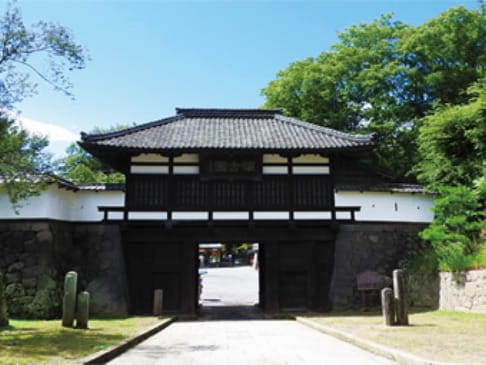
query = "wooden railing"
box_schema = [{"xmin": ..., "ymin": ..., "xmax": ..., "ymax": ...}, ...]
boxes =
[{"xmin": 97, "ymin": 206, "xmax": 361, "ymax": 222}]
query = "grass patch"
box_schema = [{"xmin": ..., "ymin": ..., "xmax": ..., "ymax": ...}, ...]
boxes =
[
  {"xmin": 0, "ymin": 317, "xmax": 163, "ymax": 364},
  {"xmin": 307, "ymin": 309, "xmax": 486, "ymax": 364}
]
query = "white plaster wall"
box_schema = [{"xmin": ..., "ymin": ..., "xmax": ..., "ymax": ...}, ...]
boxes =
[
  {"xmin": 1, "ymin": 184, "xmax": 434, "ymax": 223},
  {"xmin": 0, "ymin": 185, "xmax": 75, "ymax": 220},
  {"xmin": 335, "ymin": 191, "xmax": 434, "ymax": 222},
  {"xmin": 71, "ymin": 190, "xmax": 124, "ymax": 221},
  {"xmin": 0, "ymin": 184, "xmax": 124, "ymax": 222}
]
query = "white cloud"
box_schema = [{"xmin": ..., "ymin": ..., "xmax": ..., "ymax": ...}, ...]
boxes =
[{"xmin": 6, "ymin": 111, "xmax": 78, "ymax": 142}]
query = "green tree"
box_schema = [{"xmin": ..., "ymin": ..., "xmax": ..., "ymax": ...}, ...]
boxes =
[
  {"xmin": 0, "ymin": 116, "xmax": 53, "ymax": 209},
  {"xmin": 262, "ymin": 6, "xmax": 486, "ymax": 179},
  {"xmin": 58, "ymin": 126, "xmax": 129, "ymax": 184},
  {"xmin": 414, "ymin": 83, "xmax": 486, "ymax": 272},
  {"xmin": 0, "ymin": 1, "xmax": 88, "ymax": 206},
  {"xmin": 420, "ymin": 184, "xmax": 485, "ymax": 271},
  {"xmin": 414, "ymin": 83, "xmax": 486, "ymax": 190},
  {"xmin": 0, "ymin": 1, "xmax": 88, "ymax": 107}
]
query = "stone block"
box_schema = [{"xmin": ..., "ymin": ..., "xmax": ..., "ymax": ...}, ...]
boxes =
[
  {"xmin": 98, "ymin": 252, "xmax": 112, "ymax": 271},
  {"xmin": 37, "ymin": 275, "xmax": 57, "ymax": 290},
  {"xmin": 5, "ymin": 272, "xmax": 21, "ymax": 284},
  {"xmin": 86, "ymin": 278, "xmax": 128, "ymax": 316},
  {"xmin": 8, "ymin": 262, "xmax": 25, "ymax": 272},
  {"xmin": 102, "ymin": 239, "xmax": 114, "ymax": 250},
  {"xmin": 27, "ymin": 289, "xmax": 62, "ymax": 319},
  {"xmin": 24, "ymin": 239, "xmax": 35, "ymax": 247},
  {"xmin": 3, "ymin": 255, "xmax": 16, "ymax": 267},
  {"xmin": 368, "ymin": 234, "xmax": 379, "ymax": 244},
  {"xmin": 36, "ymin": 230, "xmax": 53, "ymax": 243},
  {"xmin": 22, "ymin": 265, "xmax": 43, "ymax": 277},
  {"xmin": 439, "ymin": 269, "xmax": 486, "ymax": 313},
  {"xmin": 22, "ymin": 255, "xmax": 37, "ymax": 267},
  {"xmin": 31, "ymin": 223, "xmax": 49, "ymax": 232},
  {"xmin": 17, "ymin": 296, "xmax": 34, "ymax": 305},
  {"xmin": 9, "ymin": 223, "xmax": 27, "ymax": 232},
  {"xmin": 22, "ymin": 277, "xmax": 37, "ymax": 288},
  {"xmin": 465, "ymin": 283, "xmax": 476, "ymax": 298},
  {"xmin": 5, "ymin": 283, "xmax": 24, "ymax": 297}
]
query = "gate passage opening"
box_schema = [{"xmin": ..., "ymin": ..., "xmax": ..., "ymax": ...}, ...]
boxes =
[{"xmin": 198, "ymin": 243, "xmax": 260, "ymax": 308}]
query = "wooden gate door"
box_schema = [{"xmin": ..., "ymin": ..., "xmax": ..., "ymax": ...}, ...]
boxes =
[
  {"xmin": 124, "ymin": 237, "xmax": 197, "ymax": 315},
  {"xmin": 262, "ymin": 240, "xmax": 334, "ymax": 312}
]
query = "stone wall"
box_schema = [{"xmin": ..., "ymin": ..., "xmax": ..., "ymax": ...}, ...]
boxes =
[
  {"xmin": 0, "ymin": 220, "xmax": 128, "ymax": 319},
  {"xmin": 439, "ymin": 269, "xmax": 486, "ymax": 313},
  {"xmin": 406, "ymin": 271, "xmax": 439, "ymax": 308},
  {"xmin": 71, "ymin": 224, "xmax": 129, "ymax": 316},
  {"xmin": 330, "ymin": 223, "xmax": 429, "ymax": 310}
]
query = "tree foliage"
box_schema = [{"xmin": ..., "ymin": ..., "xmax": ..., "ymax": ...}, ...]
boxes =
[
  {"xmin": 415, "ymin": 83, "xmax": 486, "ymax": 190},
  {"xmin": 0, "ymin": 114, "xmax": 53, "ymax": 210},
  {"xmin": 0, "ymin": 1, "xmax": 88, "ymax": 107},
  {"xmin": 262, "ymin": 6, "xmax": 486, "ymax": 179},
  {"xmin": 0, "ymin": 1, "xmax": 88, "ymax": 206},
  {"xmin": 415, "ymin": 82, "xmax": 486, "ymax": 272},
  {"xmin": 420, "ymin": 184, "xmax": 485, "ymax": 271},
  {"xmin": 57, "ymin": 126, "xmax": 128, "ymax": 184}
]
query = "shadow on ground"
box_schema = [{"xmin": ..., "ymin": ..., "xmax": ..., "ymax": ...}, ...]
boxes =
[{"xmin": 196, "ymin": 305, "xmax": 266, "ymax": 321}]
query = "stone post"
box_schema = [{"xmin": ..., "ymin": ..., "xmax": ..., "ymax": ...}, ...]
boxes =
[
  {"xmin": 76, "ymin": 291, "xmax": 90, "ymax": 329},
  {"xmin": 153, "ymin": 289, "xmax": 163, "ymax": 316},
  {"xmin": 62, "ymin": 271, "xmax": 78, "ymax": 327},
  {"xmin": 393, "ymin": 269, "xmax": 409, "ymax": 325},
  {"xmin": 0, "ymin": 272, "xmax": 9, "ymax": 327},
  {"xmin": 381, "ymin": 287, "xmax": 394, "ymax": 326}
]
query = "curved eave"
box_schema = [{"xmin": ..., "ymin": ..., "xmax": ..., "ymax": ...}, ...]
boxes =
[{"xmin": 79, "ymin": 141, "xmax": 376, "ymax": 156}]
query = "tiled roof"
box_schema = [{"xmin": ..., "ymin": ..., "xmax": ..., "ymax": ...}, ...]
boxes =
[
  {"xmin": 57, "ymin": 182, "xmax": 428, "ymax": 194},
  {"xmin": 335, "ymin": 183, "xmax": 428, "ymax": 194},
  {"xmin": 80, "ymin": 108, "xmax": 375, "ymax": 151},
  {"xmin": 57, "ymin": 179, "xmax": 125, "ymax": 192}
]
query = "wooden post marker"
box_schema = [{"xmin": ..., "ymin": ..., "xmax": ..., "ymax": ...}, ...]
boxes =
[
  {"xmin": 393, "ymin": 269, "xmax": 409, "ymax": 325},
  {"xmin": 381, "ymin": 288, "xmax": 394, "ymax": 326},
  {"xmin": 153, "ymin": 289, "xmax": 163, "ymax": 316},
  {"xmin": 76, "ymin": 291, "xmax": 90, "ymax": 329},
  {"xmin": 62, "ymin": 271, "xmax": 78, "ymax": 327}
]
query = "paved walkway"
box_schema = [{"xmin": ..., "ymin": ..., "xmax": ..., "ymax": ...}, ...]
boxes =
[
  {"xmin": 200, "ymin": 266, "xmax": 259, "ymax": 306},
  {"xmin": 108, "ymin": 320, "xmax": 395, "ymax": 365},
  {"xmin": 109, "ymin": 267, "xmax": 395, "ymax": 364}
]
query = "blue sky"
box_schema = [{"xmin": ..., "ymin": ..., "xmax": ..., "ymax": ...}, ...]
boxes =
[{"xmin": 3, "ymin": 0, "xmax": 478, "ymax": 157}]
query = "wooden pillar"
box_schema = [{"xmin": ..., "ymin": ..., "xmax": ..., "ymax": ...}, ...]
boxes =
[
  {"xmin": 180, "ymin": 242, "xmax": 197, "ymax": 315},
  {"xmin": 153, "ymin": 289, "xmax": 163, "ymax": 316},
  {"xmin": 307, "ymin": 241, "xmax": 318, "ymax": 311},
  {"xmin": 259, "ymin": 243, "xmax": 265, "ymax": 309},
  {"xmin": 264, "ymin": 241, "xmax": 279, "ymax": 313}
]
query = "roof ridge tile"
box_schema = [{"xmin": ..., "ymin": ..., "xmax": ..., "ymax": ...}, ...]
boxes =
[{"xmin": 176, "ymin": 107, "xmax": 283, "ymax": 118}]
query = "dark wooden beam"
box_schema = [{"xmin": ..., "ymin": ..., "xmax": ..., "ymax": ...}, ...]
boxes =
[{"xmin": 125, "ymin": 226, "xmax": 335, "ymax": 243}]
